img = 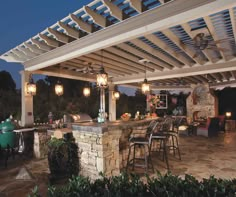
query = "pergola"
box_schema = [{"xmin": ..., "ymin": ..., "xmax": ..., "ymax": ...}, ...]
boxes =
[{"xmin": 1, "ymin": 0, "xmax": 236, "ymax": 126}]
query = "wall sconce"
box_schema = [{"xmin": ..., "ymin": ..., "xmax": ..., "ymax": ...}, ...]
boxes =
[
  {"xmin": 83, "ymin": 87, "xmax": 91, "ymax": 97},
  {"xmin": 27, "ymin": 74, "xmax": 36, "ymax": 96},
  {"xmin": 55, "ymin": 81, "xmax": 64, "ymax": 96},
  {"xmin": 226, "ymin": 112, "xmax": 231, "ymax": 118},
  {"xmin": 113, "ymin": 91, "xmax": 120, "ymax": 100}
]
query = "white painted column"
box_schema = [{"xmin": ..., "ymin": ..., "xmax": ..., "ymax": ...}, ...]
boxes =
[
  {"xmin": 20, "ymin": 70, "xmax": 34, "ymax": 126},
  {"xmin": 109, "ymin": 84, "xmax": 116, "ymax": 121}
]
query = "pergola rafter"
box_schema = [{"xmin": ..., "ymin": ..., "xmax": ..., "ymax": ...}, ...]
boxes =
[{"xmin": 0, "ymin": 0, "xmax": 236, "ymax": 90}]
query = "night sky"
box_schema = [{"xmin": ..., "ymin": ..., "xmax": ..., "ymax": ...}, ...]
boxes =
[{"xmin": 0, "ymin": 0, "xmax": 136, "ymax": 95}]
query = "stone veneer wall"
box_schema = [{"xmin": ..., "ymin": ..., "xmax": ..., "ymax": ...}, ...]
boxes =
[
  {"xmin": 34, "ymin": 129, "xmax": 51, "ymax": 159},
  {"xmin": 72, "ymin": 121, "xmax": 150, "ymax": 180},
  {"xmin": 186, "ymin": 84, "xmax": 217, "ymax": 119}
]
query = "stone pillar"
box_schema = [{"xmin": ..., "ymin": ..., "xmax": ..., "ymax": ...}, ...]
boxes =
[
  {"xmin": 20, "ymin": 70, "xmax": 34, "ymax": 126},
  {"xmin": 109, "ymin": 84, "xmax": 116, "ymax": 121}
]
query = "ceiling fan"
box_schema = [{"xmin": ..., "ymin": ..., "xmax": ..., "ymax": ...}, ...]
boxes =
[
  {"xmin": 76, "ymin": 63, "xmax": 100, "ymax": 75},
  {"xmin": 182, "ymin": 28, "xmax": 231, "ymax": 58}
]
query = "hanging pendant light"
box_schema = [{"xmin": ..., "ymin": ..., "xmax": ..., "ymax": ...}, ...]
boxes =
[
  {"xmin": 27, "ymin": 74, "xmax": 36, "ymax": 96},
  {"xmin": 55, "ymin": 80, "xmax": 64, "ymax": 96},
  {"xmin": 83, "ymin": 83, "xmax": 91, "ymax": 97},
  {"xmin": 96, "ymin": 50, "xmax": 108, "ymax": 88},
  {"xmin": 113, "ymin": 91, "xmax": 120, "ymax": 100},
  {"xmin": 141, "ymin": 60, "xmax": 150, "ymax": 94}
]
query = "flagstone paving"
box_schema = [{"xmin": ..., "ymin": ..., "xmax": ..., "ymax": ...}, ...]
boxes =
[{"xmin": 0, "ymin": 131, "xmax": 236, "ymax": 196}]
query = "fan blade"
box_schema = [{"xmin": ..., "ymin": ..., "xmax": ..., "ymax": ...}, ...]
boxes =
[
  {"xmin": 192, "ymin": 53, "xmax": 199, "ymax": 58},
  {"xmin": 214, "ymin": 37, "xmax": 234, "ymax": 43}
]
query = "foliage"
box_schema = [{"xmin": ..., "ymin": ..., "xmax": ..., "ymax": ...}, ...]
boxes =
[
  {"xmin": 48, "ymin": 137, "xmax": 79, "ymax": 178},
  {"xmin": 29, "ymin": 172, "xmax": 236, "ymax": 197}
]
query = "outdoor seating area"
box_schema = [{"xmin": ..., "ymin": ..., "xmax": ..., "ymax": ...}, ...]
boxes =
[
  {"xmin": 1, "ymin": 130, "xmax": 236, "ymax": 196},
  {"xmin": 1, "ymin": 0, "xmax": 236, "ymax": 196}
]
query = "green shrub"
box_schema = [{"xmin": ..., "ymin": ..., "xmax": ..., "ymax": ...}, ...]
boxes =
[{"xmin": 28, "ymin": 172, "xmax": 236, "ymax": 197}]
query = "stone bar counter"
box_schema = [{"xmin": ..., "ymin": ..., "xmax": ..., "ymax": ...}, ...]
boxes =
[{"xmin": 72, "ymin": 119, "xmax": 154, "ymax": 180}]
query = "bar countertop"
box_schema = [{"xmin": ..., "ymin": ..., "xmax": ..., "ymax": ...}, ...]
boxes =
[{"xmin": 72, "ymin": 118, "xmax": 157, "ymax": 134}]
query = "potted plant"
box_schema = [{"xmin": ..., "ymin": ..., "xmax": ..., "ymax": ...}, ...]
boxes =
[{"xmin": 47, "ymin": 136, "xmax": 79, "ymax": 181}]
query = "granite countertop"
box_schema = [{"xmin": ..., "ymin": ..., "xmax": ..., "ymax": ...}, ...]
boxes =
[{"xmin": 72, "ymin": 118, "xmax": 157, "ymax": 134}]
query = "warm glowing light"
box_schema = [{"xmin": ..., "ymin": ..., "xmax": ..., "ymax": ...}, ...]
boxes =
[
  {"xmin": 27, "ymin": 83, "xmax": 36, "ymax": 96},
  {"xmin": 55, "ymin": 81, "xmax": 64, "ymax": 96},
  {"xmin": 226, "ymin": 112, "xmax": 231, "ymax": 118},
  {"xmin": 27, "ymin": 74, "xmax": 36, "ymax": 96},
  {"xmin": 113, "ymin": 91, "xmax": 120, "ymax": 99},
  {"xmin": 83, "ymin": 87, "xmax": 91, "ymax": 97},
  {"xmin": 141, "ymin": 79, "xmax": 150, "ymax": 94},
  {"xmin": 96, "ymin": 67, "xmax": 108, "ymax": 88}
]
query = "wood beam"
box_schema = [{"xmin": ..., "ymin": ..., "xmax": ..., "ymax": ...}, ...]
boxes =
[
  {"xmin": 118, "ymin": 43, "xmax": 169, "ymax": 70},
  {"xmin": 102, "ymin": 0, "xmax": 128, "ymax": 21},
  {"xmin": 17, "ymin": 47, "xmax": 37, "ymax": 58},
  {"xmin": 35, "ymin": 67, "xmax": 96, "ymax": 82},
  {"xmin": 131, "ymin": 39, "xmax": 182, "ymax": 68},
  {"xmin": 24, "ymin": 42, "xmax": 46, "ymax": 55},
  {"xmin": 162, "ymin": 29, "xmax": 205, "ymax": 65},
  {"xmin": 25, "ymin": 0, "xmax": 236, "ymax": 70},
  {"xmin": 64, "ymin": 60, "xmax": 120, "ymax": 77},
  {"xmin": 211, "ymin": 73, "xmax": 222, "ymax": 82},
  {"xmin": 94, "ymin": 50, "xmax": 149, "ymax": 72},
  {"xmin": 230, "ymin": 71, "xmax": 236, "ymax": 80},
  {"xmin": 77, "ymin": 56, "xmax": 129, "ymax": 76},
  {"xmin": 112, "ymin": 59, "xmax": 236, "ymax": 84},
  {"xmin": 181, "ymin": 23, "xmax": 217, "ymax": 63},
  {"xmin": 70, "ymin": 14, "xmax": 93, "ymax": 33},
  {"xmin": 30, "ymin": 39, "xmax": 53, "ymax": 51},
  {"xmin": 210, "ymin": 80, "xmax": 236, "ymax": 89},
  {"xmin": 229, "ymin": 8, "xmax": 236, "ymax": 44},
  {"xmin": 204, "ymin": 16, "xmax": 228, "ymax": 61},
  {"xmin": 11, "ymin": 49, "xmax": 29, "ymax": 61},
  {"xmin": 48, "ymin": 28, "xmax": 75, "ymax": 44},
  {"xmin": 129, "ymin": 0, "xmax": 147, "ymax": 13},
  {"xmin": 145, "ymin": 34, "xmax": 193, "ymax": 66},
  {"xmin": 38, "ymin": 34, "xmax": 61, "ymax": 48},
  {"xmin": 85, "ymin": 53, "xmax": 137, "ymax": 74},
  {"xmin": 84, "ymin": 6, "xmax": 112, "ymax": 27},
  {"xmin": 58, "ymin": 21, "xmax": 85, "ymax": 39}
]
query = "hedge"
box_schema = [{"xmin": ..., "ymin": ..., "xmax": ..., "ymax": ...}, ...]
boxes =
[{"xmin": 28, "ymin": 172, "xmax": 236, "ymax": 197}]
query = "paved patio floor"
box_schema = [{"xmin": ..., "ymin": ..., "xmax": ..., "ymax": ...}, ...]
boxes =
[{"xmin": 0, "ymin": 131, "xmax": 236, "ymax": 196}]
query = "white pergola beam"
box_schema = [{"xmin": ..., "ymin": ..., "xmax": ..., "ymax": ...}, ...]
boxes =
[
  {"xmin": 112, "ymin": 58, "xmax": 236, "ymax": 84},
  {"xmin": 162, "ymin": 29, "xmax": 205, "ymax": 65},
  {"xmin": 35, "ymin": 67, "xmax": 97, "ymax": 82},
  {"xmin": 145, "ymin": 34, "xmax": 193, "ymax": 66},
  {"xmin": 24, "ymin": 0, "xmax": 236, "ymax": 71},
  {"xmin": 58, "ymin": 21, "xmax": 83, "ymax": 39},
  {"xmin": 181, "ymin": 23, "xmax": 217, "ymax": 63},
  {"xmin": 31, "ymin": 39, "xmax": 53, "ymax": 51},
  {"xmin": 84, "ymin": 6, "xmax": 110, "ymax": 27},
  {"xmin": 103, "ymin": 0, "xmax": 128, "ymax": 21},
  {"xmin": 70, "ymin": 14, "xmax": 93, "ymax": 33},
  {"xmin": 38, "ymin": 34, "xmax": 60, "ymax": 48},
  {"xmin": 229, "ymin": 8, "xmax": 236, "ymax": 44},
  {"xmin": 131, "ymin": 39, "xmax": 182, "ymax": 68},
  {"xmin": 24, "ymin": 42, "xmax": 46, "ymax": 55}
]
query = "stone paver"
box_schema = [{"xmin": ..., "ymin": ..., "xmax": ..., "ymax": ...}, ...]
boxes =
[{"xmin": 0, "ymin": 131, "xmax": 236, "ymax": 196}]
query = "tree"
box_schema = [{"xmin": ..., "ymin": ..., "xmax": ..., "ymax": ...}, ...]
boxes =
[{"xmin": 0, "ymin": 70, "xmax": 16, "ymax": 91}]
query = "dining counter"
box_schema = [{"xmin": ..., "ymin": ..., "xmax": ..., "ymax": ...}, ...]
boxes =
[{"xmin": 72, "ymin": 118, "xmax": 156, "ymax": 180}]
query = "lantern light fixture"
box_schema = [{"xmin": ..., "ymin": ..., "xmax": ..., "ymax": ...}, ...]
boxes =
[
  {"xmin": 113, "ymin": 91, "xmax": 120, "ymax": 100},
  {"xmin": 27, "ymin": 74, "xmax": 36, "ymax": 96},
  {"xmin": 83, "ymin": 86, "xmax": 91, "ymax": 97},
  {"xmin": 140, "ymin": 59, "xmax": 150, "ymax": 94},
  {"xmin": 96, "ymin": 50, "xmax": 108, "ymax": 88},
  {"xmin": 55, "ymin": 80, "xmax": 64, "ymax": 96},
  {"xmin": 226, "ymin": 112, "xmax": 231, "ymax": 118}
]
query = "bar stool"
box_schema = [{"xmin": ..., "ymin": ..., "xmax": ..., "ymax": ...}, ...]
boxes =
[
  {"xmin": 159, "ymin": 117, "xmax": 181, "ymax": 161},
  {"xmin": 150, "ymin": 119, "xmax": 170, "ymax": 171},
  {"xmin": 126, "ymin": 120, "xmax": 158, "ymax": 173}
]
